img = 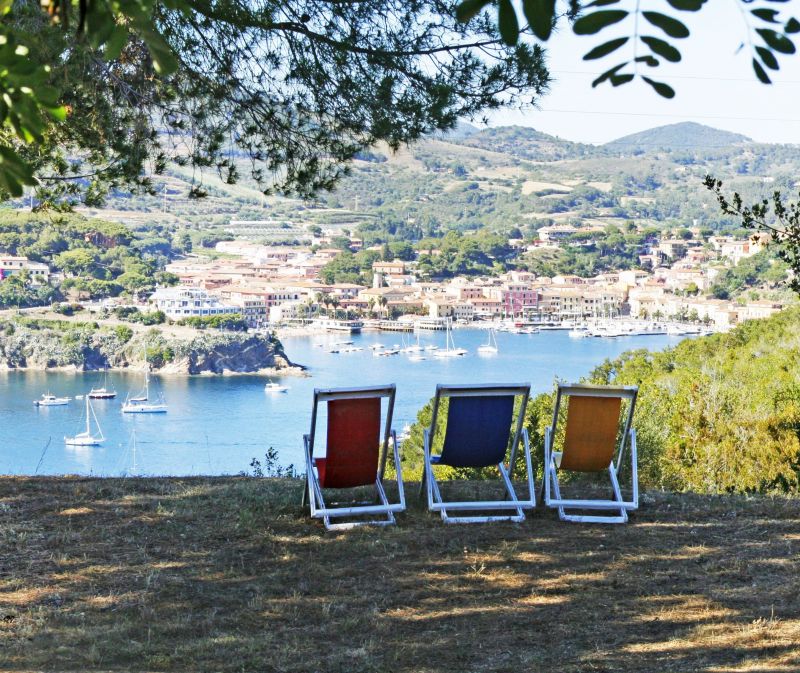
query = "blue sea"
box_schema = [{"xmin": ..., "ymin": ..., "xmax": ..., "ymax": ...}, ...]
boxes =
[{"xmin": 1, "ymin": 328, "xmax": 685, "ymax": 476}]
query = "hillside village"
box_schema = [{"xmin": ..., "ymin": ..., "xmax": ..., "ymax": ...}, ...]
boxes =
[
  {"xmin": 146, "ymin": 227, "xmax": 783, "ymax": 331},
  {"xmin": 0, "ymin": 122, "xmax": 795, "ymax": 330}
]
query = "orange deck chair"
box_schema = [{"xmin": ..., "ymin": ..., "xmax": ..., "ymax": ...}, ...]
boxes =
[
  {"xmin": 303, "ymin": 385, "xmax": 405, "ymax": 530},
  {"xmin": 542, "ymin": 384, "xmax": 639, "ymax": 524}
]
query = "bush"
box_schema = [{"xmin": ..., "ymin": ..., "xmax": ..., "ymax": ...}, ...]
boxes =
[{"xmin": 176, "ymin": 313, "xmax": 247, "ymax": 331}]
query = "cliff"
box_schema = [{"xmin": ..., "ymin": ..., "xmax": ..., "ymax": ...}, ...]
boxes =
[{"xmin": 0, "ymin": 318, "xmax": 301, "ymax": 375}]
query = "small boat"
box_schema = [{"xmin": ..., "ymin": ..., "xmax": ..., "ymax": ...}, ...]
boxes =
[
  {"xmin": 122, "ymin": 365, "xmax": 167, "ymax": 414},
  {"xmin": 568, "ymin": 328, "xmax": 589, "ymax": 339},
  {"xmin": 88, "ymin": 368, "xmax": 117, "ymax": 399},
  {"xmin": 408, "ymin": 354, "xmax": 427, "ymax": 362},
  {"xmin": 397, "ymin": 423, "xmax": 412, "ymax": 443},
  {"xmin": 477, "ymin": 329, "xmax": 499, "ymax": 355},
  {"xmin": 433, "ymin": 320, "xmax": 467, "ymax": 358},
  {"xmin": 264, "ymin": 380, "xmax": 289, "ymax": 394},
  {"xmin": 65, "ymin": 396, "xmax": 104, "ymax": 446},
  {"xmin": 34, "ymin": 393, "xmax": 71, "ymax": 407}
]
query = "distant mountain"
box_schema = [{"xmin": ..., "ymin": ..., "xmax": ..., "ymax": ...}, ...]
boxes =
[
  {"xmin": 606, "ymin": 122, "xmax": 751, "ymax": 153},
  {"xmin": 451, "ymin": 125, "xmax": 597, "ymax": 161},
  {"xmin": 438, "ymin": 121, "xmax": 481, "ymax": 141}
]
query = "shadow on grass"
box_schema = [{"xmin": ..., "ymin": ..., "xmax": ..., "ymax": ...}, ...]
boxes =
[{"xmin": 0, "ymin": 476, "xmax": 798, "ymax": 672}]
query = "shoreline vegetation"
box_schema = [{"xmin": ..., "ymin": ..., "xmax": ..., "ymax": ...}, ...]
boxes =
[
  {"xmin": 0, "ymin": 313, "xmax": 303, "ymax": 376},
  {"xmin": 0, "ymin": 476, "xmax": 797, "ymax": 671}
]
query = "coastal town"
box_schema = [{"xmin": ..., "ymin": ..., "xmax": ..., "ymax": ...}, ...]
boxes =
[
  {"xmin": 137, "ymin": 228, "xmax": 784, "ymax": 332},
  {"xmin": 1, "ymin": 225, "xmax": 787, "ymax": 333}
]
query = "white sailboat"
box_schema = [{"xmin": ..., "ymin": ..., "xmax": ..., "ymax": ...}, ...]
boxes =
[
  {"xmin": 433, "ymin": 320, "xmax": 467, "ymax": 358},
  {"xmin": 65, "ymin": 396, "xmax": 104, "ymax": 446},
  {"xmin": 89, "ymin": 368, "xmax": 117, "ymax": 399},
  {"xmin": 122, "ymin": 366, "xmax": 167, "ymax": 414},
  {"xmin": 477, "ymin": 328, "xmax": 499, "ymax": 355}
]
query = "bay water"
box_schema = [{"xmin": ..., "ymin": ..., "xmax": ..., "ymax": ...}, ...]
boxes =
[{"xmin": 1, "ymin": 328, "xmax": 684, "ymax": 476}]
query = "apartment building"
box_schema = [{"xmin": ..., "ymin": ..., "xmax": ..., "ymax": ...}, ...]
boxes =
[
  {"xmin": 0, "ymin": 256, "xmax": 50, "ymax": 283},
  {"xmin": 151, "ymin": 287, "xmax": 239, "ymax": 319}
]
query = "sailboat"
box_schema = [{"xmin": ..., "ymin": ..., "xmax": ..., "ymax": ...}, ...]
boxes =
[
  {"xmin": 122, "ymin": 362, "xmax": 167, "ymax": 413},
  {"xmin": 433, "ymin": 320, "xmax": 467, "ymax": 358},
  {"xmin": 65, "ymin": 396, "xmax": 104, "ymax": 446},
  {"xmin": 477, "ymin": 328, "xmax": 499, "ymax": 355},
  {"xmin": 89, "ymin": 368, "xmax": 117, "ymax": 399},
  {"xmin": 402, "ymin": 332, "xmax": 424, "ymax": 354}
]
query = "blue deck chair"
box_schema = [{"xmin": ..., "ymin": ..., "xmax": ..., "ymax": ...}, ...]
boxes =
[
  {"xmin": 303, "ymin": 385, "xmax": 405, "ymax": 531},
  {"xmin": 422, "ymin": 383, "xmax": 535, "ymax": 524},
  {"xmin": 542, "ymin": 384, "xmax": 638, "ymax": 524}
]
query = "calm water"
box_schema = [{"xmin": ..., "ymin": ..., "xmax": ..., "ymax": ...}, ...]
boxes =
[{"xmin": 1, "ymin": 329, "xmax": 685, "ymax": 476}]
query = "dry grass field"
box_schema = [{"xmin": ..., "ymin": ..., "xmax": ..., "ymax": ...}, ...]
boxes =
[{"xmin": 1, "ymin": 477, "xmax": 798, "ymax": 672}]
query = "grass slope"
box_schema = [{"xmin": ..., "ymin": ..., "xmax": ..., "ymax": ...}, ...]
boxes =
[{"xmin": 1, "ymin": 477, "xmax": 798, "ymax": 672}]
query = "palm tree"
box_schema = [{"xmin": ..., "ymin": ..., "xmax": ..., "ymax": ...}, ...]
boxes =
[{"xmin": 378, "ymin": 295, "xmax": 388, "ymax": 318}]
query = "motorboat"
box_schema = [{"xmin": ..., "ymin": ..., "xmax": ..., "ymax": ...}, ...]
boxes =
[
  {"xmin": 34, "ymin": 393, "xmax": 71, "ymax": 407},
  {"xmin": 264, "ymin": 380, "xmax": 289, "ymax": 394},
  {"xmin": 65, "ymin": 397, "xmax": 104, "ymax": 446}
]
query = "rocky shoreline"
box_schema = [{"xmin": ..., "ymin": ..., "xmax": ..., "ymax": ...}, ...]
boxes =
[{"xmin": 0, "ymin": 318, "xmax": 305, "ymax": 376}]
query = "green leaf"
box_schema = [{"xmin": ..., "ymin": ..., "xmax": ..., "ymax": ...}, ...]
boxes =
[
  {"xmin": 138, "ymin": 27, "xmax": 179, "ymax": 75},
  {"xmin": 752, "ymin": 8, "xmax": 780, "ymax": 23},
  {"xmin": 756, "ymin": 29, "xmax": 796, "ymax": 53},
  {"xmin": 523, "ymin": 0, "xmax": 556, "ymax": 41},
  {"xmin": 756, "ymin": 45, "xmax": 780, "ymax": 69},
  {"xmin": 640, "ymin": 35, "xmax": 682, "ymax": 62},
  {"xmin": 104, "ymin": 25, "xmax": 129, "ymax": 61},
  {"xmin": 642, "ymin": 76, "xmax": 676, "ymax": 98},
  {"xmin": 583, "ymin": 36, "xmax": 628, "ymax": 59},
  {"xmin": 573, "ymin": 10, "xmax": 628, "ymax": 35},
  {"xmin": 786, "ymin": 17, "xmax": 800, "ymax": 33},
  {"xmin": 642, "ymin": 12, "xmax": 690, "ymax": 38},
  {"xmin": 591, "ymin": 62, "xmax": 627, "ymax": 87},
  {"xmin": 497, "ymin": 0, "xmax": 520, "ymax": 45},
  {"xmin": 752, "ymin": 58, "xmax": 772, "ymax": 83},
  {"xmin": 665, "ymin": 0, "xmax": 706, "ymax": 10},
  {"xmin": 47, "ymin": 106, "xmax": 68, "ymax": 122},
  {"xmin": 0, "ymin": 145, "xmax": 36, "ymax": 197},
  {"xmin": 634, "ymin": 55, "xmax": 660, "ymax": 67},
  {"xmin": 455, "ymin": 0, "xmax": 492, "ymax": 23},
  {"xmin": 584, "ymin": 0, "xmax": 621, "ymax": 6},
  {"xmin": 609, "ymin": 73, "xmax": 634, "ymax": 86}
]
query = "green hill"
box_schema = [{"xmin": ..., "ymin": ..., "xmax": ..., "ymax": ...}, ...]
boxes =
[{"xmin": 606, "ymin": 122, "xmax": 751, "ymax": 153}]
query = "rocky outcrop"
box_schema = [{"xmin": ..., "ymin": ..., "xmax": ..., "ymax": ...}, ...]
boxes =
[{"xmin": 0, "ymin": 320, "xmax": 302, "ymax": 375}]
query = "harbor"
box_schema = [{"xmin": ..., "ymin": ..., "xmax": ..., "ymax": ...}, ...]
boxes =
[{"xmin": 0, "ymin": 328, "xmax": 691, "ymax": 477}]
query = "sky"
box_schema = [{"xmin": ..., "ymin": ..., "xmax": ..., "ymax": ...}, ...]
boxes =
[{"xmin": 485, "ymin": 0, "xmax": 800, "ymax": 145}]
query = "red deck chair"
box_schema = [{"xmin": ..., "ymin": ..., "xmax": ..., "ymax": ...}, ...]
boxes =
[{"xmin": 303, "ymin": 385, "xmax": 405, "ymax": 530}]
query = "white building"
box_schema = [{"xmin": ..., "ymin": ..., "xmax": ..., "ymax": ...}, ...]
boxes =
[
  {"xmin": 151, "ymin": 287, "xmax": 239, "ymax": 320},
  {"xmin": 0, "ymin": 255, "xmax": 50, "ymax": 283}
]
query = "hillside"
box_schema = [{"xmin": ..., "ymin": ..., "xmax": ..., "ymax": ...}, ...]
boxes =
[
  {"xmin": 452, "ymin": 125, "xmax": 596, "ymax": 160},
  {"xmin": 606, "ymin": 122, "xmax": 751, "ymax": 153},
  {"xmin": 49, "ymin": 122, "xmax": 800, "ymax": 246}
]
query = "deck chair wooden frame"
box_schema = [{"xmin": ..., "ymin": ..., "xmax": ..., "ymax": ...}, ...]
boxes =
[
  {"xmin": 543, "ymin": 384, "xmax": 638, "ymax": 524},
  {"xmin": 303, "ymin": 385, "xmax": 405, "ymax": 531},
  {"xmin": 421, "ymin": 383, "xmax": 535, "ymax": 524}
]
